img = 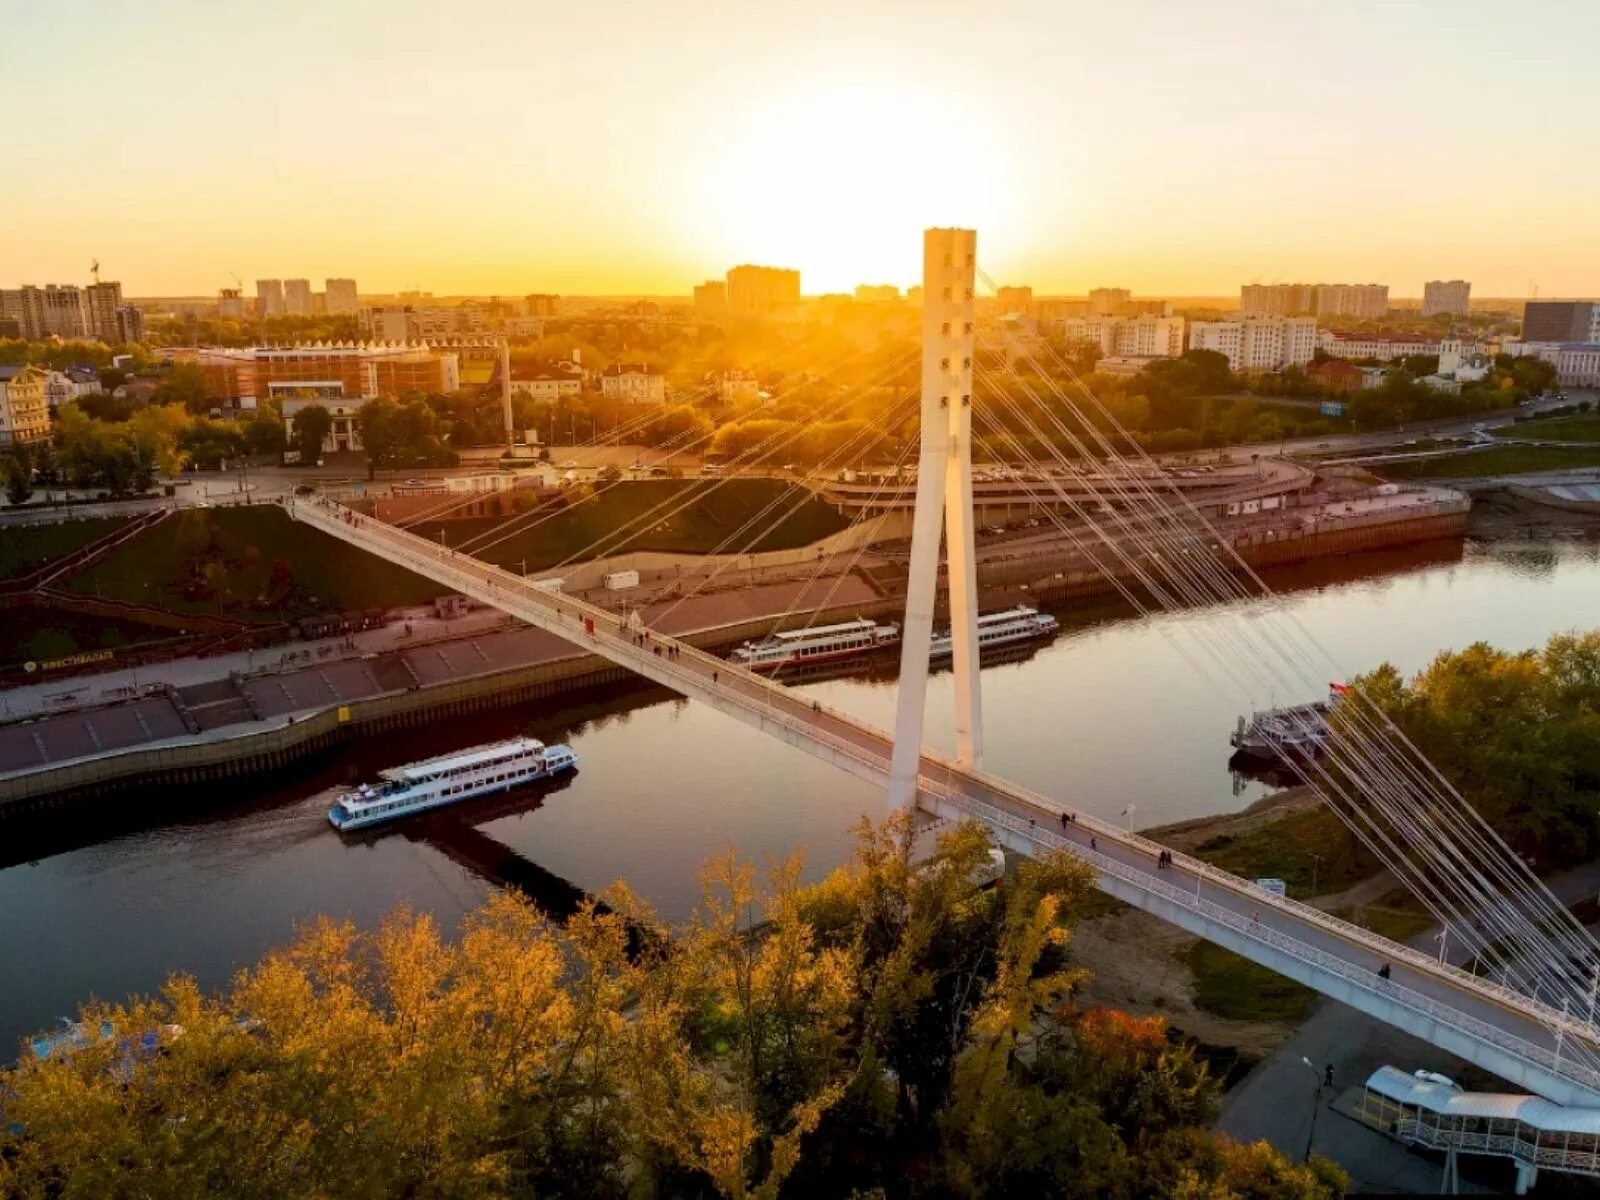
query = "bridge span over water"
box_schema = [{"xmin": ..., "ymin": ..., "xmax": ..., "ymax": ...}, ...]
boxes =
[{"xmin": 288, "ymin": 493, "xmax": 1600, "ymax": 1109}]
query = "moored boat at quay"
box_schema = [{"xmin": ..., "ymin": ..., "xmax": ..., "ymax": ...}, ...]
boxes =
[
  {"xmin": 729, "ymin": 618, "xmax": 901, "ymax": 671},
  {"xmin": 327, "ymin": 736, "xmax": 577, "ymax": 832},
  {"xmin": 931, "ymin": 605, "xmax": 1059, "ymax": 658}
]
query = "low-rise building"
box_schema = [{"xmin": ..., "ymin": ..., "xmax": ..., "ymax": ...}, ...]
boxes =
[
  {"xmin": 1306, "ymin": 359, "xmax": 1365, "ymax": 394},
  {"xmin": 600, "ymin": 363, "xmax": 666, "ymax": 404},
  {"xmin": 509, "ymin": 361, "xmax": 584, "ymax": 403},
  {"xmin": 0, "ymin": 365, "xmax": 50, "ymax": 445},
  {"xmin": 194, "ymin": 344, "xmax": 461, "ymax": 443},
  {"xmin": 719, "ymin": 369, "xmax": 762, "ymax": 405},
  {"xmin": 1188, "ymin": 316, "xmax": 1318, "ymax": 372},
  {"xmin": 42, "ymin": 368, "xmax": 101, "ymax": 408},
  {"xmin": 1318, "ymin": 331, "xmax": 1440, "ymax": 361}
]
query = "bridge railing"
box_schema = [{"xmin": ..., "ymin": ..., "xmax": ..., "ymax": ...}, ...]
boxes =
[
  {"xmin": 290, "ymin": 496, "xmax": 1600, "ymax": 1086},
  {"xmin": 927, "ymin": 755, "xmax": 1590, "ymax": 1044},
  {"xmin": 940, "ymin": 789, "xmax": 1600, "ymax": 1097}
]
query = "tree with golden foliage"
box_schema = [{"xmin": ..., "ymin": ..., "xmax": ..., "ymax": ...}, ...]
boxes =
[{"xmin": 0, "ymin": 819, "xmax": 1345, "ymax": 1200}]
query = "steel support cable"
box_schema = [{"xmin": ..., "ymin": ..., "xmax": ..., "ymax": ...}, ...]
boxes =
[
  {"xmin": 980, "ymin": 322, "xmax": 1600, "ymax": 1026},
  {"xmin": 979, "ymin": 356, "xmax": 1599, "ymax": 1018},
  {"xmin": 993, "ymin": 345, "xmax": 1600, "ymax": 1016},
  {"xmin": 970, "ymin": 386, "xmax": 1593, "ymax": 1029}
]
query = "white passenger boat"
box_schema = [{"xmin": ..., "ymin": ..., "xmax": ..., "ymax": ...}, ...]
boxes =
[
  {"xmin": 729, "ymin": 618, "xmax": 900, "ymax": 671},
  {"xmin": 327, "ymin": 736, "xmax": 577, "ymax": 832},
  {"xmin": 930, "ymin": 605, "xmax": 1059, "ymax": 658}
]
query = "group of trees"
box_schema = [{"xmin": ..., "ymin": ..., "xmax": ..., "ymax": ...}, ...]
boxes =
[
  {"xmin": 35, "ymin": 398, "xmax": 284, "ymax": 494},
  {"xmin": 0, "ymin": 818, "xmax": 1343, "ymax": 1199},
  {"xmin": 1349, "ymin": 630, "xmax": 1600, "ymax": 869}
]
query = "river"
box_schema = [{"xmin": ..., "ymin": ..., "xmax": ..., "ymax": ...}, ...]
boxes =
[{"xmin": 4, "ymin": 533, "xmax": 1599, "ymax": 1054}]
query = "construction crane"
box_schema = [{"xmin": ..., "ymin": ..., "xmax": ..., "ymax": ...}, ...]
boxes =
[{"xmin": 90, "ymin": 259, "xmax": 101, "ymax": 285}]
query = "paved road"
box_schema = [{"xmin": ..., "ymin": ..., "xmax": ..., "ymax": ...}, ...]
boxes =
[{"xmin": 295, "ymin": 493, "xmax": 1600, "ymax": 1107}]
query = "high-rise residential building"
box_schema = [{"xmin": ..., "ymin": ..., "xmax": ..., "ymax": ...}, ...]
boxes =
[
  {"xmin": 283, "ymin": 279, "xmax": 313, "ymax": 315},
  {"xmin": 524, "ymin": 294, "xmax": 559, "ymax": 317},
  {"xmin": 218, "ymin": 289, "xmax": 246, "ymax": 319},
  {"xmin": 39, "ymin": 286, "xmax": 91, "ymax": 338},
  {"xmin": 84, "ymin": 281, "xmax": 124, "ymax": 341},
  {"xmin": 1314, "ymin": 283, "xmax": 1388, "ymax": 319},
  {"xmin": 1088, "ymin": 287, "xmax": 1131, "ymax": 315},
  {"xmin": 115, "ymin": 306, "xmax": 144, "ymax": 344},
  {"xmin": 0, "ymin": 364, "xmax": 51, "ymax": 445},
  {"xmin": 1522, "ymin": 301, "xmax": 1600, "ymax": 344},
  {"xmin": 693, "ymin": 280, "xmax": 726, "ymax": 317},
  {"xmin": 324, "ymin": 278, "xmax": 359, "ymax": 314},
  {"xmin": 1240, "ymin": 284, "xmax": 1314, "ymax": 316},
  {"xmin": 1239, "ymin": 283, "xmax": 1387, "ymax": 319},
  {"xmin": 996, "ymin": 285, "xmax": 1033, "ymax": 313},
  {"xmin": 725, "ymin": 265, "xmax": 801, "ymax": 318},
  {"xmin": 855, "ymin": 284, "xmax": 901, "ymax": 303},
  {"xmin": 1189, "ymin": 316, "xmax": 1318, "ymax": 372},
  {"xmin": 256, "ymin": 279, "xmax": 285, "ymax": 317},
  {"xmin": 1055, "ymin": 315, "xmax": 1186, "ymax": 358},
  {"xmin": 1422, "ymin": 280, "xmax": 1471, "ymax": 317}
]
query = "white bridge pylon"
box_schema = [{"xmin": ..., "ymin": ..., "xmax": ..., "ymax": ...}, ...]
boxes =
[{"xmin": 889, "ymin": 228, "xmax": 982, "ymax": 812}]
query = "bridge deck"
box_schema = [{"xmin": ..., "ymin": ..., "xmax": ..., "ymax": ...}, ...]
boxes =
[{"xmin": 288, "ymin": 495, "xmax": 1600, "ymax": 1107}]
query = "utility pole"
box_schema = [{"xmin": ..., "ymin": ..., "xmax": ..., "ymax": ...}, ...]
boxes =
[{"xmin": 888, "ymin": 228, "xmax": 980, "ymax": 813}]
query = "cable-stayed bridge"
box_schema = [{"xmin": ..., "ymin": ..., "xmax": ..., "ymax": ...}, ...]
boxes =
[
  {"xmin": 290, "ymin": 228, "xmax": 1600, "ymax": 1110},
  {"xmin": 289, "ymin": 496, "xmax": 1600, "ymax": 1107}
]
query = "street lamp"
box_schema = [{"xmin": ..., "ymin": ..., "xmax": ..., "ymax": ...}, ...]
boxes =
[
  {"xmin": 1300, "ymin": 1057, "xmax": 1323, "ymax": 1163},
  {"xmin": 1308, "ymin": 852, "xmax": 1323, "ymax": 896}
]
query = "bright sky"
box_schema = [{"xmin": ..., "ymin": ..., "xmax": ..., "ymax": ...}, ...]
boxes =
[{"xmin": 5, "ymin": 0, "xmax": 1597, "ymax": 298}]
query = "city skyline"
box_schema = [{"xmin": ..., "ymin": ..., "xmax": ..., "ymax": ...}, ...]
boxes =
[{"xmin": 4, "ymin": 0, "xmax": 1598, "ymax": 298}]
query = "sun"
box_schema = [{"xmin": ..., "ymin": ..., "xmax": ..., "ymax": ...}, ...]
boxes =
[{"xmin": 700, "ymin": 83, "xmax": 1018, "ymax": 293}]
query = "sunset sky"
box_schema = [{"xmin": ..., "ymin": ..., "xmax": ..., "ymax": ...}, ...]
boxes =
[{"xmin": 5, "ymin": 0, "xmax": 1597, "ymax": 298}]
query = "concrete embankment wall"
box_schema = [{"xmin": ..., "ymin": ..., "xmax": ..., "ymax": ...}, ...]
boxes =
[
  {"xmin": 0, "ymin": 599, "xmax": 902, "ymax": 813},
  {"xmin": 0, "ymin": 502, "xmax": 1466, "ymax": 812}
]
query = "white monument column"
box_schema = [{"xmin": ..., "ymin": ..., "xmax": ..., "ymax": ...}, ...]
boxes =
[{"xmin": 887, "ymin": 228, "xmax": 980, "ymax": 812}]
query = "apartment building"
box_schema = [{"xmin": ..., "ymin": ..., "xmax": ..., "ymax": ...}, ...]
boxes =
[
  {"xmin": 524, "ymin": 294, "xmax": 560, "ymax": 317},
  {"xmin": 256, "ymin": 279, "xmax": 285, "ymax": 317},
  {"xmin": 996, "ymin": 286, "xmax": 1033, "ymax": 313},
  {"xmin": 282, "ymin": 279, "xmax": 313, "ymax": 315},
  {"xmin": 1056, "ymin": 315, "xmax": 1185, "ymax": 358},
  {"xmin": 726, "ymin": 265, "xmax": 801, "ymax": 318},
  {"xmin": 693, "ymin": 281, "xmax": 727, "ymax": 318},
  {"xmin": 218, "ymin": 289, "xmax": 246, "ymax": 319},
  {"xmin": 43, "ymin": 368, "xmax": 101, "ymax": 408},
  {"xmin": 324, "ymin": 278, "xmax": 359, "ymax": 314},
  {"xmin": 1189, "ymin": 316, "xmax": 1318, "ymax": 371},
  {"xmin": 600, "ymin": 363, "xmax": 666, "ymax": 404},
  {"xmin": 1087, "ymin": 287, "xmax": 1130, "ymax": 315},
  {"xmin": 1421, "ymin": 279, "xmax": 1471, "ymax": 317},
  {"xmin": 83, "ymin": 281, "xmax": 123, "ymax": 341},
  {"xmin": 1240, "ymin": 283, "xmax": 1388, "ymax": 319},
  {"xmin": 0, "ymin": 365, "xmax": 50, "ymax": 445},
  {"xmin": 856, "ymin": 284, "xmax": 902, "ymax": 303}
]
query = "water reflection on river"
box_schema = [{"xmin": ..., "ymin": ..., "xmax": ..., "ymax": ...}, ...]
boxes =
[{"xmin": 3, "ymin": 535, "xmax": 1599, "ymax": 1053}]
